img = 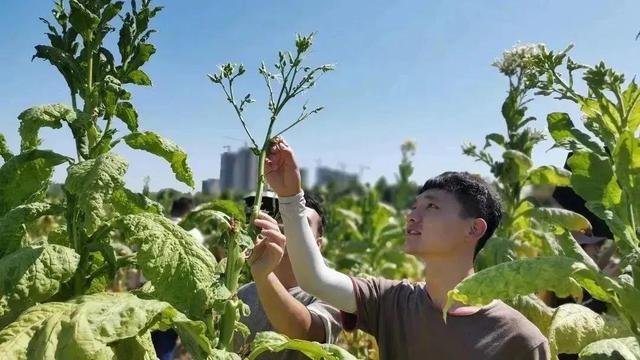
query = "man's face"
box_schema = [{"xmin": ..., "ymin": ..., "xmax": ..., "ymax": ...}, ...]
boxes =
[
  {"xmin": 405, "ymin": 189, "xmax": 475, "ymax": 257},
  {"xmin": 304, "ymin": 207, "xmax": 322, "ymax": 240}
]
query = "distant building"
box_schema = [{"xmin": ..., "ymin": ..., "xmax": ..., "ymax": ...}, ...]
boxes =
[
  {"xmin": 315, "ymin": 166, "xmax": 358, "ymax": 189},
  {"xmin": 202, "ymin": 178, "xmax": 220, "ymax": 194},
  {"xmin": 219, "ymin": 146, "xmax": 259, "ymax": 193},
  {"xmin": 300, "ymin": 167, "xmax": 309, "ymax": 189},
  {"xmin": 220, "ymin": 151, "xmax": 236, "ymax": 191}
]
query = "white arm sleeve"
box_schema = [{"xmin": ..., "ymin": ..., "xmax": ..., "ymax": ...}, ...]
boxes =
[{"xmin": 279, "ymin": 192, "xmax": 357, "ymax": 313}]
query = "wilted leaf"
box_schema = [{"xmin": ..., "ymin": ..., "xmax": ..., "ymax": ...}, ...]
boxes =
[
  {"xmin": 65, "ymin": 153, "xmax": 128, "ymax": 235},
  {"xmin": 0, "ymin": 133, "xmax": 13, "ymax": 161},
  {"xmin": 526, "ymin": 165, "xmax": 571, "ymax": 186},
  {"xmin": 0, "ymin": 150, "xmax": 71, "ymax": 216},
  {"xmin": 445, "ymin": 256, "xmax": 609, "ymax": 316},
  {"xmin": 111, "ymin": 188, "xmax": 163, "ymax": 216},
  {"xmin": 0, "ymin": 245, "xmax": 79, "ymax": 328},
  {"xmin": 578, "ymin": 337, "xmax": 639, "ymax": 360},
  {"xmin": 546, "ymin": 112, "xmax": 605, "ymax": 155},
  {"xmin": 548, "ymin": 304, "xmax": 632, "ymax": 357},
  {"xmin": 248, "ymin": 331, "xmax": 356, "ymax": 360},
  {"xmin": 521, "ymin": 207, "xmax": 591, "ymax": 232},
  {"xmin": 123, "ymin": 131, "xmax": 194, "ymax": 187},
  {"xmin": 0, "ymin": 202, "xmax": 64, "ymax": 257},
  {"xmin": 17, "ymin": 104, "xmax": 74, "ymax": 151},
  {"xmin": 114, "ymin": 214, "xmax": 219, "ymax": 319},
  {"xmin": 115, "ymin": 102, "xmax": 138, "ymax": 132},
  {"xmin": 0, "ymin": 293, "xmax": 212, "ymax": 360}
]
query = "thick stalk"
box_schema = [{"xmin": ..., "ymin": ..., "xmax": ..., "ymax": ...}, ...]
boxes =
[
  {"xmin": 218, "ymin": 116, "xmax": 276, "ymax": 349},
  {"xmin": 69, "ymin": 91, "xmax": 84, "ymax": 161},
  {"xmin": 66, "ymin": 194, "xmax": 84, "ymax": 296},
  {"xmin": 248, "ymin": 116, "xmax": 278, "ymax": 240},
  {"xmin": 217, "ymin": 230, "xmax": 244, "ymax": 349},
  {"xmin": 248, "ymin": 146, "xmax": 268, "ymax": 241}
]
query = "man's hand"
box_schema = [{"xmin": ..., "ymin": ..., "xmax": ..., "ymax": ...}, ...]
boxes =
[
  {"xmin": 265, "ymin": 137, "xmax": 302, "ymax": 197},
  {"xmin": 248, "ymin": 212, "xmax": 286, "ymax": 279}
]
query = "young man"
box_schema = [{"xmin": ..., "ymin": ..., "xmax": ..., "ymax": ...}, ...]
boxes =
[
  {"xmin": 232, "ymin": 191, "xmax": 342, "ymax": 359},
  {"xmin": 263, "ymin": 138, "xmax": 550, "ymax": 360}
]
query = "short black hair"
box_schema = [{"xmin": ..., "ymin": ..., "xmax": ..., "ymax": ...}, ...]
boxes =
[
  {"xmin": 171, "ymin": 197, "xmax": 194, "ymax": 218},
  {"xmin": 304, "ymin": 190, "xmax": 326, "ymax": 236},
  {"xmin": 243, "ymin": 191, "xmax": 326, "ymax": 236},
  {"xmin": 419, "ymin": 172, "xmax": 503, "ymax": 258}
]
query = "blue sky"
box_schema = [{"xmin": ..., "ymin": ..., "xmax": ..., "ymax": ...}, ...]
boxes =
[{"xmin": 1, "ymin": 1, "xmax": 639, "ymax": 192}]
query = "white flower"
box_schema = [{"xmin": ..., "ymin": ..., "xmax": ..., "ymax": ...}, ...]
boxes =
[{"xmin": 493, "ymin": 43, "xmax": 546, "ymax": 76}]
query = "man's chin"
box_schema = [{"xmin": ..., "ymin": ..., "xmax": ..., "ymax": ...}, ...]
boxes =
[{"xmin": 404, "ymin": 243, "xmax": 419, "ymax": 255}]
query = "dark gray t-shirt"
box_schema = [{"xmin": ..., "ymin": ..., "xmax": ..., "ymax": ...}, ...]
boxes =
[
  {"xmin": 341, "ymin": 277, "xmax": 550, "ymax": 360},
  {"xmin": 232, "ymin": 282, "xmax": 342, "ymax": 360}
]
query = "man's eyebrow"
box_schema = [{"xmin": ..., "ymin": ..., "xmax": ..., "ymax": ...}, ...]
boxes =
[{"xmin": 419, "ymin": 194, "xmax": 439, "ymax": 202}]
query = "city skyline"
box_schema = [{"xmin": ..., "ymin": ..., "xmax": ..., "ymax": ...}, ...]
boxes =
[{"xmin": 200, "ymin": 145, "xmax": 358, "ymax": 194}]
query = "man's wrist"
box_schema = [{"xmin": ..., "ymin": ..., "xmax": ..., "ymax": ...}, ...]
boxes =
[{"xmin": 250, "ymin": 267, "xmax": 272, "ymax": 281}]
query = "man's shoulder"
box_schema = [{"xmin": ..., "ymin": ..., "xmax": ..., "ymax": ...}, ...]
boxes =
[{"xmin": 353, "ymin": 276, "xmax": 416, "ymax": 294}]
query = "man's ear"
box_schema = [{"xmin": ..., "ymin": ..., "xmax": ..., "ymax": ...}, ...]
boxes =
[
  {"xmin": 469, "ymin": 218, "xmax": 488, "ymax": 242},
  {"xmin": 316, "ymin": 236, "xmax": 327, "ymax": 250}
]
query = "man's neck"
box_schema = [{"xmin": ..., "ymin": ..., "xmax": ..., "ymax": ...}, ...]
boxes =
[
  {"xmin": 422, "ymin": 252, "xmax": 476, "ymax": 312},
  {"xmin": 273, "ymin": 255, "xmax": 298, "ymax": 289}
]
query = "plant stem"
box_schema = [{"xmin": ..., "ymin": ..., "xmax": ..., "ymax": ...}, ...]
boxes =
[
  {"xmin": 220, "ymin": 83, "xmax": 259, "ymax": 149},
  {"xmin": 218, "ymin": 228, "xmax": 244, "ymax": 350}
]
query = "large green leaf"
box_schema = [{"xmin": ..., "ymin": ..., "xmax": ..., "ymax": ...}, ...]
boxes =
[
  {"xmin": 0, "ymin": 245, "xmax": 79, "ymax": 328},
  {"xmin": 115, "ymin": 102, "xmax": 138, "ymax": 132},
  {"xmin": 445, "ymin": 256, "xmax": 612, "ymax": 316},
  {"xmin": 125, "ymin": 70, "xmax": 152, "ymax": 86},
  {"xmin": 506, "ymin": 295, "xmax": 554, "ymax": 336},
  {"xmin": 578, "ymin": 337, "xmax": 640, "ymax": 360},
  {"xmin": 172, "ymin": 312, "xmax": 215, "ymax": 360},
  {"xmin": 525, "ymin": 165, "xmax": 571, "ymax": 186},
  {"xmin": 585, "ymin": 202, "xmax": 638, "ymax": 256},
  {"xmin": 613, "ymin": 131, "xmax": 640, "ymax": 212},
  {"xmin": 0, "ymin": 150, "xmax": 71, "ymax": 216},
  {"xmin": 111, "ymin": 332, "xmax": 156, "ymax": 360},
  {"xmin": 521, "ymin": 207, "xmax": 591, "ymax": 232},
  {"xmin": 614, "ymin": 280, "xmax": 640, "ymax": 333},
  {"xmin": 568, "ymin": 151, "xmax": 623, "ymax": 210},
  {"xmin": 111, "ymin": 188, "xmax": 163, "ymax": 216},
  {"xmin": 501, "ymin": 91, "xmax": 527, "ymax": 133},
  {"xmin": 0, "ymin": 302, "xmax": 75, "ymax": 360},
  {"xmin": 484, "ymin": 133, "xmax": 505, "ymax": 148},
  {"xmin": 0, "ymin": 293, "xmax": 212, "ymax": 360},
  {"xmin": 179, "ymin": 209, "xmax": 231, "ymax": 234},
  {"xmin": 65, "ymin": 153, "xmax": 128, "ymax": 235},
  {"xmin": 0, "ymin": 133, "xmax": 14, "ymax": 161},
  {"xmin": 474, "ymin": 236, "xmax": 516, "ymax": 271},
  {"xmin": 548, "ymin": 304, "xmax": 632, "ymax": 357},
  {"xmin": 32, "ymin": 45, "xmax": 82, "ymax": 92},
  {"xmin": 580, "ymin": 98, "xmax": 620, "ymax": 151},
  {"xmin": 123, "ymin": 131, "xmax": 194, "ymax": 187},
  {"xmin": 623, "ymin": 80, "xmax": 640, "ymax": 132},
  {"xmin": 0, "ymin": 202, "xmax": 64, "ymax": 257},
  {"xmin": 555, "ymin": 230, "xmax": 599, "ymax": 272},
  {"xmin": 17, "ymin": 104, "xmax": 74, "ymax": 151},
  {"xmin": 248, "ymin": 331, "xmax": 357, "ymax": 360},
  {"xmin": 68, "ymin": 0, "xmax": 100, "ymax": 41},
  {"xmin": 114, "ymin": 214, "xmax": 220, "ymax": 319},
  {"xmin": 502, "ymin": 150, "xmax": 533, "ymax": 183},
  {"xmin": 546, "ymin": 112, "xmax": 606, "ymax": 155}
]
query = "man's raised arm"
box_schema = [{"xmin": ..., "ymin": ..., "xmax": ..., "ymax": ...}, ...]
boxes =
[{"xmin": 264, "ymin": 138, "xmax": 356, "ymax": 313}]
